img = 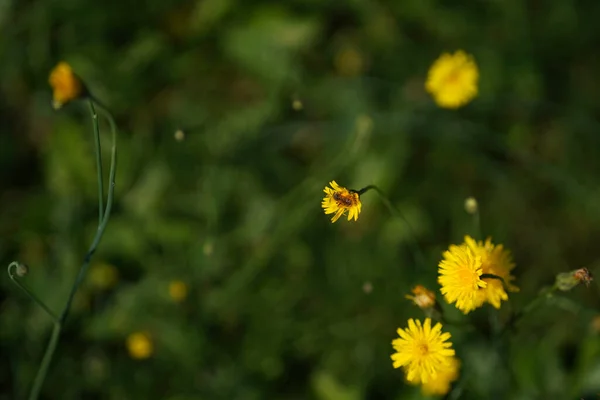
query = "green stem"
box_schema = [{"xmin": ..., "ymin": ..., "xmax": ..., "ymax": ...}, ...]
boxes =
[
  {"xmin": 502, "ymin": 284, "xmax": 557, "ymax": 336},
  {"xmin": 355, "ymin": 185, "xmax": 427, "ymax": 267},
  {"xmin": 480, "ymin": 273, "xmax": 506, "ymax": 284},
  {"xmin": 28, "ymin": 323, "xmax": 61, "ymax": 400},
  {"xmin": 473, "ymin": 209, "xmax": 481, "ymax": 240},
  {"xmin": 24, "ymin": 99, "xmax": 118, "ymax": 400},
  {"xmin": 7, "ymin": 263, "xmax": 58, "ymax": 323},
  {"xmin": 88, "ymin": 100, "xmax": 104, "ymax": 225}
]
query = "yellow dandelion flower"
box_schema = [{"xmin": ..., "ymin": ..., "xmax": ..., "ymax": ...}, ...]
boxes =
[
  {"xmin": 321, "ymin": 180, "xmax": 362, "ymax": 223},
  {"xmin": 391, "ymin": 318, "xmax": 455, "ymax": 384},
  {"xmin": 168, "ymin": 280, "xmax": 189, "ymax": 302},
  {"xmin": 464, "ymin": 236, "xmax": 518, "ymax": 309},
  {"xmin": 126, "ymin": 332, "xmax": 153, "ymax": 360},
  {"xmin": 48, "ymin": 62, "xmax": 86, "ymax": 109},
  {"xmin": 420, "ymin": 356, "xmax": 460, "ymax": 396},
  {"xmin": 438, "ymin": 244, "xmax": 487, "ymax": 314},
  {"xmin": 405, "ymin": 285, "xmax": 436, "ymax": 309},
  {"xmin": 425, "ymin": 50, "xmax": 479, "ymax": 109}
]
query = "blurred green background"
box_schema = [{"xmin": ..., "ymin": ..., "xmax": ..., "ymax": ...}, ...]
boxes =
[{"xmin": 2, "ymin": 0, "xmax": 600, "ymax": 399}]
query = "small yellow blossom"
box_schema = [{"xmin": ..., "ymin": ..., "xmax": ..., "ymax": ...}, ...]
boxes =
[
  {"xmin": 48, "ymin": 62, "xmax": 85, "ymax": 109},
  {"xmin": 88, "ymin": 263, "xmax": 119, "ymax": 290},
  {"xmin": 420, "ymin": 356, "xmax": 460, "ymax": 396},
  {"xmin": 438, "ymin": 244, "xmax": 486, "ymax": 314},
  {"xmin": 126, "ymin": 332, "xmax": 153, "ymax": 360},
  {"xmin": 168, "ymin": 280, "xmax": 189, "ymax": 302},
  {"xmin": 425, "ymin": 50, "xmax": 479, "ymax": 109},
  {"xmin": 391, "ymin": 318, "xmax": 455, "ymax": 384},
  {"xmin": 321, "ymin": 180, "xmax": 362, "ymax": 223},
  {"xmin": 464, "ymin": 236, "xmax": 518, "ymax": 309},
  {"xmin": 405, "ymin": 285, "xmax": 436, "ymax": 309}
]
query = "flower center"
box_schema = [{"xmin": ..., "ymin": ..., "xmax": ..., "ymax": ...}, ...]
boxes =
[{"xmin": 417, "ymin": 343, "xmax": 429, "ymax": 356}]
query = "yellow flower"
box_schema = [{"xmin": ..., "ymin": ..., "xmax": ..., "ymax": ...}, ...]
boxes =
[
  {"xmin": 168, "ymin": 280, "xmax": 189, "ymax": 302},
  {"xmin": 321, "ymin": 180, "xmax": 362, "ymax": 223},
  {"xmin": 88, "ymin": 262, "xmax": 119, "ymax": 290},
  {"xmin": 425, "ymin": 50, "xmax": 479, "ymax": 109},
  {"xmin": 420, "ymin": 356, "xmax": 460, "ymax": 396},
  {"xmin": 464, "ymin": 236, "xmax": 518, "ymax": 309},
  {"xmin": 438, "ymin": 244, "xmax": 487, "ymax": 314},
  {"xmin": 48, "ymin": 62, "xmax": 85, "ymax": 109},
  {"xmin": 126, "ymin": 332, "xmax": 153, "ymax": 360},
  {"xmin": 405, "ymin": 285, "xmax": 436, "ymax": 309},
  {"xmin": 391, "ymin": 318, "xmax": 455, "ymax": 384}
]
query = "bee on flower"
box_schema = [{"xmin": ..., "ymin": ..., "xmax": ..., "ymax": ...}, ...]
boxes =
[
  {"xmin": 321, "ymin": 181, "xmax": 362, "ymax": 223},
  {"xmin": 48, "ymin": 62, "xmax": 88, "ymax": 109},
  {"xmin": 425, "ymin": 50, "xmax": 479, "ymax": 109}
]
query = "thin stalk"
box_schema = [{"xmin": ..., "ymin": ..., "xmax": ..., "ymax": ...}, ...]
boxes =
[
  {"xmin": 355, "ymin": 184, "xmax": 427, "ymax": 268},
  {"xmin": 88, "ymin": 100, "xmax": 104, "ymax": 225},
  {"xmin": 472, "ymin": 209, "xmax": 481, "ymax": 240},
  {"xmin": 7, "ymin": 263, "xmax": 58, "ymax": 323},
  {"xmin": 25, "ymin": 99, "xmax": 118, "ymax": 400},
  {"xmin": 27, "ymin": 324, "xmax": 61, "ymax": 400},
  {"xmin": 501, "ymin": 284, "xmax": 557, "ymax": 337}
]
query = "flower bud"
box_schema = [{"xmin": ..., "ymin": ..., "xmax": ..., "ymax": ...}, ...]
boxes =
[
  {"xmin": 48, "ymin": 62, "xmax": 87, "ymax": 109},
  {"xmin": 555, "ymin": 268, "xmax": 593, "ymax": 291},
  {"xmin": 405, "ymin": 285, "xmax": 436, "ymax": 309},
  {"xmin": 15, "ymin": 263, "xmax": 29, "ymax": 277},
  {"xmin": 464, "ymin": 197, "xmax": 478, "ymax": 214}
]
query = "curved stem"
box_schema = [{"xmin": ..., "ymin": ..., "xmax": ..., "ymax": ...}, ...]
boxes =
[
  {"xmin": 25, "ymin": 99, "xmax": 118, "ymax": 400},
  {"xmin": 480, "ymin": 273, "xmax": 506, "ymax": 284},
  {"xmin": 356, "ymin": 185, "xmax": 427, "ymax": 268},
  {"xmin": 88, "ymin": 100, "xmax": 104, "ymax": 225},
  {"xmin": 7, "ymin": 263, "xmax": 58, "ymax": 323},
  {"xmin": 501, "ymin": 284, "xmax": 558, "ymax": 337},
  {"xmin": 57, "ymin": 100, "xmax": 117, "ymax": 324}
]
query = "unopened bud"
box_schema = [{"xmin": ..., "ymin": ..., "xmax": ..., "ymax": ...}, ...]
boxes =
[
  {"xmin": 174, "ymin": 129, "xmax": 185, "ymax": 142},
  {"xmin": 464, "ymin": 197, "xmax": 478, "ymax": 214},
  {"xmin": 405, "ymin": 285, "xmax": 436, "ymax": 309},
  {"xmin": 15, "ymin": 263, "xmax": 29, "ymax": 277},
  {"xmin": 556, "ymin": 268, "xmax": 593, "ymax": 291},
  {"xmin": 292, "ymin": 98, "xmax": 303, "ymax": 111}
]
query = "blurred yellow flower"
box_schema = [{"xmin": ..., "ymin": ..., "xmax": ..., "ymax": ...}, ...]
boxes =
[
  {"xmin": 88, "ymin": 263, "xmax": 119, "ymax": 290},
  {"xmin": 425, "ymin": 50, "xmax": 479, "ymax": 109},
  {"xmin": 464, "ymin": 236, "xmax": 518, "ymax": 309},
  {"xmin": 168, "ymin": 280, "xmax": 188, "ymax": 302},
  {"xmin": 438, "ymin": 244, "xmax": 486, "ymax": 314},
  {"xmin": 126, "ymin": 332, "xmax": 153, "ymax": 360},
  {"xmin": 48, "ymin": 62, "xmax": 85, "ymax": 109},
  {"xmin": 420, "ymin": 356, "xmax": 460, "ymax": 396},
  {"xmin": 321, "ymin": 180, "xmax": 362, "ymax": 223},
  {"xmin": 391, "ymin": 318, "xmax": 455, "ymax": 384},
  {"xmin": 405, "ymin": 285, "xmax": 436, "ymax": 309}
]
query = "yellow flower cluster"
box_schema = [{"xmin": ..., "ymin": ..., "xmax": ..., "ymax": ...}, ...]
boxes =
[
  {"xmin": 390, "ymin": 236, "xmax": 518, "ymax": 395},
  {"xmin": 439, "ymin": 235, "xmax": 518, "ymax": 314}
]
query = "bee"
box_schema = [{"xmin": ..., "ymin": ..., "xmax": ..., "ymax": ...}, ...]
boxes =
[{"xmin": 333, "ymin": 191, "xmax": 355, "ymax": 207}]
